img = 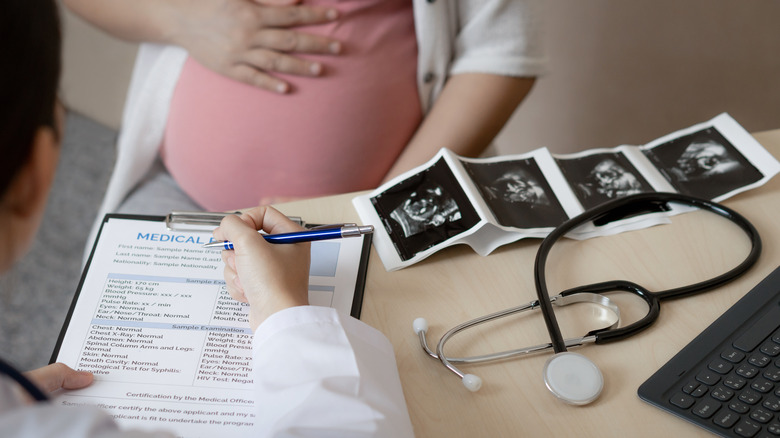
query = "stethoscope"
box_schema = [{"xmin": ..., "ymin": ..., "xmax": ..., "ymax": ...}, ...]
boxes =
[
  {"xmin": 0, "ymin": 358, "xmax": 48, "ymax": 402},
  {"xmin": 415, "ymin": 192, "xmax": 761, "ymax": 405}
]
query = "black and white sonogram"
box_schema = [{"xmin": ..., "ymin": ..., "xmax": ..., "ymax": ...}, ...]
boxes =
[
  {"xmin": 556, "ymin": 152, "xmax": 654, "ymax": 210},
  {"xmin": 642, "ymin": 127, "xmax": 762, "ymax": 199},
  {"xmin": 371, "ymin": 158, "xmax": 480, "ymax": 261},
  {"xmin": 463, "ymin": 158, "xmax": 569, "ymax": 228}
]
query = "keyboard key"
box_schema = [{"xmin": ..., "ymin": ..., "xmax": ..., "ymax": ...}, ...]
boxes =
[
  {"xmin": 739, "ymin": 364, "xmax": 760, "ymax": 378},
  {"xmin": 761, "ymin": 341, "xmax": 780, "ymax": 357},
  {"xmin": 710, "ymin": 358, "xmax": 735, "ymax": 374},
  {"xmin": 724, "ymin": 348, "xmax": 748, "ymax": 363},
  {"xmin": 670, "ymin": 392, "xmax": 695, "ymax": 409},
  {"xmin": 750, "ymin": 407, "xmax": 774, "ymax": 423},
  {"xmin": 740, "ymin": 389, "xmax": 763, "ymax": 405},
  {"xmin": 734, "ymin": 419, "xmax": 762, "ymax": 437},
  {"xmin": 697, "ymin": 369, "xmax": 722, "ymax": 386},
  {"xmin": 751, "ymin": 377, "xmax": 775, "ymax": 393},
  {"xmin": 712, "ymin": 410, "xmax": 740, "ymax": 428},
  {"xmin": 767, "ymin": 422, "xmax": 780, "ymax": 435},
  {"xmin": 764, "ymin": 367, "xmax": 780, "ymax": 382},
  {"xmin": 733, "ymin": 306, "xmax": 780, "ymax": 353},
  {"xmin": 730, "ymin": 400, "xmax": 751, "ymax": 414},
  {"xmin": 711, "ymin": 386, "xmax": 735, "ymax": 401},
  {"xmin": 765, "ymin": 396, "xmax": 780, "ymax": 411},
  {"xmin": 692, "ymin": 385, "xmax": 708, "ymax": 397},
  {"xmin": 683, "ymin": 381, "xmax": 700, "ymax": 394},
  {"xmin": 692, "ymin": 399, "xmax": 721, "ymax": 419},
  {"xmin": 726, "ymin": 375, "xmax": 749, "ymax": 390},
  {"xmin": 750, "ymin": 353, "xmax": 773, "ymax": 368}
]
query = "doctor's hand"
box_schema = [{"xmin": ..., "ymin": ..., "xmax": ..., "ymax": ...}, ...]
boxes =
[
  {"xmin": 172, "ymin": 0, "xmax": 341, "ymax": 94},
  {"xmin": 214, "ymin": 206, "xmax": 311, "ymax": 331},
  {"xmin": 23, "ymin": 363, "xmax": 93, "ymax": 400}
]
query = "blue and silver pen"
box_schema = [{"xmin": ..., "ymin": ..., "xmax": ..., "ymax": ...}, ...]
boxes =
[{"xmin": 202, "ymin": 225, "xmax": 374, "ymax": 250}]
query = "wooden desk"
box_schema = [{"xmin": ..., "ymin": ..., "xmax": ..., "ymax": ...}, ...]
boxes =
[{"xmin": 277, "ymin": 129, "xmax": 780, "ymax": 437}]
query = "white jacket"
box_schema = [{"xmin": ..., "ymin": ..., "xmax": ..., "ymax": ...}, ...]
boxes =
[
  {"xmin": 88, "ymin": 0, "xmax": 546, "ymax": 247},
  {"xmin": 0, "ymin": 306, "xmax": 414, "ymax": 437}
]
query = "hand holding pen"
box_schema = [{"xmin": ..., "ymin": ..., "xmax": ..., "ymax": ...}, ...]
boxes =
[{"xmin": 213, "ymin": 206, "xmax": 372, "ymax": 330}]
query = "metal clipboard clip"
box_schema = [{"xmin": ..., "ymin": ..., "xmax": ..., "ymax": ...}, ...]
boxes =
[{"xmin": 164, "ymin": 211, "xmax": 305, "ymax": 232}]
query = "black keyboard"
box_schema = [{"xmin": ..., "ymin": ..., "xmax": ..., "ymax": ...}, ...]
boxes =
[{"xmin": 639, "ymin": 266, "xmax": 780, "ymax": 438}]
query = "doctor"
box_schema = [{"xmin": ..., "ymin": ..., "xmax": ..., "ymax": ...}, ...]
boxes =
[{"xmin": 0, "ymin": 0, "xmax": 414, "ymax": 436}]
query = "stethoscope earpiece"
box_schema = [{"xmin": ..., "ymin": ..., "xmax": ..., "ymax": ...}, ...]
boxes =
[
  {"xmin": 543, "ymin": 352, "xmax": 603, "ymax": 405},
  {"xmin": 412, "ymin": 317, "xmax": 428, "ymax": 335},
  {"xmin": 413, "ymin": 317, "xmax": 482, "ymax": 392},
  {"xmin": 462, "ymin": 374, "xmax": 482, "ymax": 392}
]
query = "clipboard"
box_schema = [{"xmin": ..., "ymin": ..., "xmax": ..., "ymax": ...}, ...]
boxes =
[
  {"xmin": 52, "ymin": 212, "xmax": 372, "ymax": 363},
  {"xmin": 46, "ymin": 212, "xmax": 373, "ymax": 437}
]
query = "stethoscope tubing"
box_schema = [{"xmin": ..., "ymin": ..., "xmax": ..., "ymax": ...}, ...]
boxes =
[{"xmin": 534, "ymin": 192, "xmax": 762, "ymax": 354}]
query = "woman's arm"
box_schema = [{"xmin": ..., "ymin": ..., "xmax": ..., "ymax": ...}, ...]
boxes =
[
  {"xmin": 382, "ymin": 0, "xmax": 544, "ymax": 181},
  {"xmin": 63, "ymin": 0, "xmax": 342, "ymax": 93},
  {"xmin": 382, "ymin": 73, "xmax": 535, "ymax": 182}
]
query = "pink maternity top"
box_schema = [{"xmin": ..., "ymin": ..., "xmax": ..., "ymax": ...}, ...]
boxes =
[{"xmin": 161, "ymin": 0, "xmax": 421, "ymax": 211}]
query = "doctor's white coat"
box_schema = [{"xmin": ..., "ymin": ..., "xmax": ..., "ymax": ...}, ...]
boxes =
[{"xmin": 0, "ymin": 306, "xmax": 415, "ymax": 437}]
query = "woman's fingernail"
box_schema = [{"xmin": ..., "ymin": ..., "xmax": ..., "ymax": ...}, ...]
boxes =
[
  {"xmin": 326, "ymin": 8, "xmax": 338, "ymax": 20},
  {"xmin": 309, "ymin": 63, "xmax": 322, "ymax": 75},
  {"xmin": 276, "ymin": 82, "xmax": 289, "ymax": 94},
  {"xmin": 329, "ymin": 41, "xmax": 341, "ymax": 54}
]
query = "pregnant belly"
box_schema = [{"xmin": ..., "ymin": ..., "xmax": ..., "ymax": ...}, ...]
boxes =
[{"xmin": 163, "ymin": 12, "xmax": 421, "ymax": 211}]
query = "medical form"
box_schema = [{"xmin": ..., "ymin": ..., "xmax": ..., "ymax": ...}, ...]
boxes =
[{"xmin": 51, "ymin": 215, "xmax": 370, "ymax": 437}]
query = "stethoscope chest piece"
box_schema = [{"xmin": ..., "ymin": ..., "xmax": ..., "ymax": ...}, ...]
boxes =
[{"xmin": 543, "ymin": 352, "xmax": 603, "ymax": 405}]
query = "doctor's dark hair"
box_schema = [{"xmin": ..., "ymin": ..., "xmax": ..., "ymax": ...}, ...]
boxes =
[{"xmin": 0, "ymin": 0, "xmax": 62, "ymax": 197}]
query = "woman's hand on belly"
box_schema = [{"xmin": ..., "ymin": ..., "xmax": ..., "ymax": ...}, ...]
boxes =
[{"xmin": 172, "ymin": 0, "xmax": 342, "ymax": 94}]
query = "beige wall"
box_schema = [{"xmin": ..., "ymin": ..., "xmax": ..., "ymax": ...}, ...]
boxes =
[
  {"xmin": 495, "ymin": 0, "xmax": 780, "ymax": 154},
  {"xmin": 61, "ymin": 1, "xmax": 780, "ymax": 154}
]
